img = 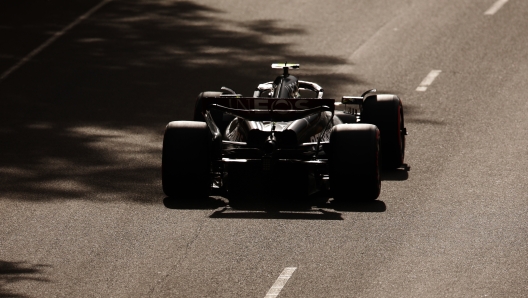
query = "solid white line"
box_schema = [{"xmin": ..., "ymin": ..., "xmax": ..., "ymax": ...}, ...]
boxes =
[
  {"xmin": 0, "ymin": 0, "xmax": 112, "ymax": 82},
  {"xmin": 264, "ymin": 267, "xmax": 297, "ymax": 298},
  {"xmin": 416, "ymin": 70, "xmax": 442, "ymax": 92},
  {"xmin": 484, "ymin": 0, "xmax": 509, "ymax": 15}
]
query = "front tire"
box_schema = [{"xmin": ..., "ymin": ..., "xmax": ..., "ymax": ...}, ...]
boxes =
[
  {"xmin": 329, "ymin": 124, "xmax": 381, "ymax": 202},
  {"xmin": 162, "ymin": 121, "xmax": 211, "ymax": 198},
  {"xmin": 361, "ymin": 94, "xmax": 405, "ymax": 169}
]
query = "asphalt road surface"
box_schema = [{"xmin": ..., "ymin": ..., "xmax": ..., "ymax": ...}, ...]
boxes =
[{"xmin": 1, "ymin": 0, "xmax": 527, "ymax": 297}]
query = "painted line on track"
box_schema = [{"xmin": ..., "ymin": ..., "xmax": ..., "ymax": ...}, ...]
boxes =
[
  {"xmin": 416, "ymin": 70, "xmax": 442, "ymax": 92},
  {"xmin": 264, "ymin": 267, "xmax": 297, "ymax": 298},
  {"xmin": 0, "ymin": 0, "xmax": 112, "ymax": 82},
  {"xmin": 484, "ymin": 0, "xmax": 509, "ymax": 15}
]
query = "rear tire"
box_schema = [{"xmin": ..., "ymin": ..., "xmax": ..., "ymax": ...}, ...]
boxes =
[
  {"xmin": 329, "ymin": 124, "xmax": 381, "ymax": 202},
  {"xmin": 162, "ymin": 121, "xmax": 211, "ymax": 198},
  {"xmin": 361, "ymin": 94, "xmax": 405, "ymax": 169}
]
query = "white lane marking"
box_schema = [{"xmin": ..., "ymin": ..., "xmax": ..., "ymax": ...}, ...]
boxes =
[
  {"xmin": 416, "ymin": 70, "xmax": 442, "ymax": 92},
  {"xmin": 484, "ymin": 0, "xmax": 509, "ymax": 15},
  {"xmin": 264, "ymin": 267, "xmax": 297, "ymax": 298},
  {"xmin": 0, "ymin": 0, "xmax": 112, "ymax": 82}
]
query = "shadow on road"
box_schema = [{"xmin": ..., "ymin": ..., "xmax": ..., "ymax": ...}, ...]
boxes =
[
  {"xmin": 0, "ymin": 0, "xmax": 360, "ymax": 203},
  {"xmin": 0, "ymin": 260, "xmax": 50, "ymax": 298},
  {"xmin": 208, "ymin": 198, "xmax": 386, "ymax": 219},
  {"xmin": 381, "ymin": 165, "xmax": 410, "ymax": 181},
  {"xmin": 163, "ymin": 196, "xmax": 227, "ymax": 210},
  {"xmin": 163, "ymin": 192, "xmax": 387, "ymax": 219},
  {"xmin": 209, "ymin": 206, "xmax": 344, "ymax": 220}
]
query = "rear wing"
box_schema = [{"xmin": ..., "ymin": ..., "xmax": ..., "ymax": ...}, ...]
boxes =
[
  {"xmin": 209, "ymin": 104, "xmax": 332, "ymax": 122},
  {"xmin": 201, "ymin": 97, "xmax": 335, "ymax": 115},
  {"xmin": 202, "ymin": 97, "xmax": 335, "ymax": 151},
  {"xmin": 201, "ymin": 97, "xmax": 335, "ymax": 122}
]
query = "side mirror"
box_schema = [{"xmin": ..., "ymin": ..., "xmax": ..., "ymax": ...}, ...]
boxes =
[
  {"xmin": 341, "ymin": 96, "xmax": 363, "ymax": 105},
  {"xmin": 341, "ymin": 96, "xmax": 363, "ymax": 115}
]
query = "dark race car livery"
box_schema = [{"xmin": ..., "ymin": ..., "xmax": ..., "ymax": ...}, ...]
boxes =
[{"xmin": 162, "ymin": 64, "xmax": 406, "ymax": 204}]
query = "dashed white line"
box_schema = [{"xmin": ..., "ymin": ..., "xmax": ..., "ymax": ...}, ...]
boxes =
[
  {"xmin": 0, "ymin": 0, "xmax": 112, "ymax": 82},
  {"xmin": 265, "ymin": 267, "xmax": 297, "ymax": 298},
  {"xmin": 484, "ymin": 0, "xmax": 509, "ymax": 15},
  {"xmin": 416, "ymin": 70, "xmax": 442, "ymax": 92}
]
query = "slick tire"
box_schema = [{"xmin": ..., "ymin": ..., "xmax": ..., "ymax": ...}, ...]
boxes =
[
  {"xmin": 162, "ymin": 121, "xmax": 211, "ymax": 199},
  {"xmin": 361, "ymin": 94, "xmax": 405, "ymax": 169},
  {"xmin": 329, "ymin": 124, "xmax": 381, "ymax": 202}
]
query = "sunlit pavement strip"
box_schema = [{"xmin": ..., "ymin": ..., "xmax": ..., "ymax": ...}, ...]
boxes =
[
  {"xmin": 416, "ymin": 70, "xmax": 442, "ymax": 92},
  {"xmin": 0, "ymin": 0, "xmax": 112, "ymax": 82},
  {"xmin": 484, "ymin": 0, "xmax": 509, "ymax": 15},
  {"xmin": 265, "ymin": 267, "xmax": 297, "ymax": 298}
]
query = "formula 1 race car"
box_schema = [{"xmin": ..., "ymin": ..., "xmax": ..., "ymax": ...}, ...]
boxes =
[{"xmin": 162, "ymin": 64, "xmax": 405, "ymax": 203}]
